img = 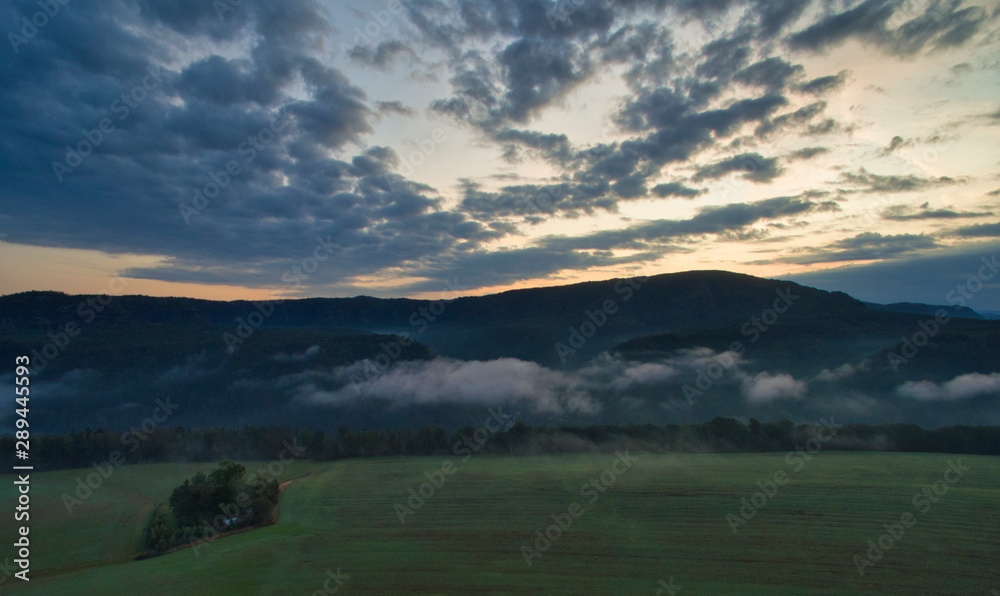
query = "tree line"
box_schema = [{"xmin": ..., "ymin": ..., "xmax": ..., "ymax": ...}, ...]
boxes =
[{"xmin": 5, "ymin": 418, "xmax": 1000, "ymax": 472}]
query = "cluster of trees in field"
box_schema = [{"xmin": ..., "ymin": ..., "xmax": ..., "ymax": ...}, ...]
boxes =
[
  {"xmin": 6, "ymin": 418, "xmax": 1000, "ymax": 472},
  {"xmin": 143, "ymin": 461, "xmax": 279, "ymax": 555}
]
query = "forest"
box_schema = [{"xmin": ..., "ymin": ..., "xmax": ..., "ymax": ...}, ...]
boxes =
[{"xmin": 6, "ymin": 418, "xmax": 1000, "ymax": 473}]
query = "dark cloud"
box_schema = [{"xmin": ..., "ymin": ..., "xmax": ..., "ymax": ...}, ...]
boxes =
[
  {"xmin": 652, "ymin": 182, "xmax": 703, "ymax": 199},
  {"xmin": 588, "ymin": 148, "xmax": 643, "ymax": 180},
  {"xmin": 613, "ymin": 87, "xmax": 693, "ymax": 132},
  {"xmin": 755, "ymin": 101, "xmax": 827, "ymax": 137},
  {"xmin": 803, "ymin": 117, "xmax": 841, "ymax": 136},
  {"xmin": 877, "ymin": 135, "xmax": 911, "ymax": 156},
  {"xmin": 498, "ymin": 37, "xmax": 592, "ymax": 123},
  {"xmin": 286, "ymin": 61, "xmax": 373, "ymax": 150},
  {"xmin": 838, "ymin": 168, "xmax": 962, "ymax": 193},
  {"xmin": 351, "ymin": 146, "xmax": 399, "ymax": 177},
  {"xmin": 402, "ymin": 243, "xmax": 646, "ymax": 291},
  {"xmin": 881, "ymin": 203, "xmax": 994, "ymax": 221},
  {"xmin": 952, "ymin": 222, "xmax": 1000, "ymax": 237},
  {"xmin": 491, "ymin": 128, "xmax": 573, "ymax": 164},
  {"xmin": 777, "ymin": 232, "xmax": 938, "ymax": 264},
  {"xmin": 428, "ymin": 50, "xmax": 500, "ymax": 121},
  {"xmin": 0, "ymin": 0, "xmax": 520, "ymax": 294},
  {"xmin": 787, "ymin": 0, "xmax": 895, "ymax": 52},
  {"xmin": 177, "ymin": 55, "xmax": 284, "ymax": 107},
  {"xmin": 787, "ymin": 0, "xmax": 987, "ymax": 56},
  {"xmin": 431, "ymin": 36, "xmax": 592, "ymax": 127},
  {"xmin": 461, "ymin": 88, "xmax": 790, "ymax": 219},
  {"xmin": 400, "ymin": 0, "xmax": 817, "ymax": 55},
  {"xmin": 462, "ymin": 78, "xmax": 792, "ymax": 223},
  {"xmin": 348, "ymin": 40, "xmax": 416, "ymax": 69},
  {"xmin": 410, "ymin": 1, "xmax": 900, "ymax": 231},
  {"xmin": 375, "ymin": 100, "xmax": 417, "ymax": 117},
  {"xmin": 832, "ymin": 231, "xmax": 937, "ymax": 252},
  {"xmin": 693, "ymin": 153, "xmax": 783, "ymax": 183},
  {"xmin": 752, "ymin": 0, "xmax": 811, "ymax": 39},
  {"xmin": 797, "ymin": 70, "xmax": 849, "ymax": 95},
  {"xmin": 787, "ymin": 146, "xmax": 829, "ymax": 161},
  {"xmin": 538, "ymin": 194, "xmax": 835, "ymax": 253},
  {"xmin": 887, "ymin": 3, "xmax": 986, "ymax": 55},
  {"xmin": 401, "ymin": 0, "xmax": 616, "ymax": 48},
  {"xmin": 733, "ymin": 57, "xmax": 803, "ymax": 90},
  {"xmin": 601, "ymin": 21, "xmax": 674, "ymax": 88},
  {"xmin": 621, "ymin": 94, "xmax": 788, "ymax": 163},
  {"xmin": 696, "ymin": 33, "xmax": 752, "ymax": 81},
  {"xmin": 460, "ymin": 181, "xmax": 616, "ymax": 221},
  {"xmin": 612, "ymin": 173, "xmax": 650, "ymax": 198}
]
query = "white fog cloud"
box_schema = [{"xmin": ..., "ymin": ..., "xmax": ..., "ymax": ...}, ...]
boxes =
[
  {"xmin": 896, "ymin": 372, "xmax": 1000, "ymax": 401},
  {"xmin": 742, "ymin": 372, "xmax": 808, "ymax": 403},
  {"xmin": 304, "ymin": 358, "xmax": 601, "ymax": 415},
  {"xmin": 271, "ymin": 345, "xmax": 321, "ymax": 363}
]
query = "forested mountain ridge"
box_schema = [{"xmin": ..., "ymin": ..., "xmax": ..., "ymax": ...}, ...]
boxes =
[{"xmin": 2, "ymin": 270, "xmax": 998, "ymax": 433}]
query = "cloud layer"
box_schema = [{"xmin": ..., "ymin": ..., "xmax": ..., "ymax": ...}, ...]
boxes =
[{"xmin": 1, "ymin": 0, "xmax": 998, "ymax": 298}]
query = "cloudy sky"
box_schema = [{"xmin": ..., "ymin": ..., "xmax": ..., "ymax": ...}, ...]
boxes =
[{"xmin": 1, "ymin": 0, "xmax": 998, "ymax": 307}]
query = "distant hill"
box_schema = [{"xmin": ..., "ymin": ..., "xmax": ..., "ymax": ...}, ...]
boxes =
[
  {"xmin": 1, "ymin": 271, "xmax": 871, "ymax": 367},
  {"xmin": 864, "ymin": 301, "xmax": 982, "ymax": 319},
  {"xmin": 2, "ymin": 270, "xmax": 999, "ymax": 432}
]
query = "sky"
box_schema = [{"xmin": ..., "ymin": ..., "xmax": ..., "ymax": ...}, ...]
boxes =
[{"xmin": 1, "ymin": 0, "xmax": 999, "ymax": 308}]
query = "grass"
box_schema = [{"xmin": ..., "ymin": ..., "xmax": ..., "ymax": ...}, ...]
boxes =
[{"xmin": 2, "ymin": 453, "xmax": 999, "ymax": 594}]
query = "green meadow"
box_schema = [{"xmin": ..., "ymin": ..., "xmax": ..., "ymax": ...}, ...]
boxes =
[{"xmin": 2, "ymin": 453, "xmax": 998, "ymax": 595}]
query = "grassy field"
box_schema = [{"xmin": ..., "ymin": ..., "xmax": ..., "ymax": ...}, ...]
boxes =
[{"xmin": 2, "ymin": 453, "xmax": 999, "ymax": 594}]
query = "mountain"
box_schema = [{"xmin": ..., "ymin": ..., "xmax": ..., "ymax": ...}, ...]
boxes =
[
  {"xmin": 863, "ymin": 301, "xmax": 982, "ymax": 319},
  {"xmin": 2, "ymin": 270, "xmax": 999, "ymax": 432},
  {"xmin": 1, "ymin": 271, "xmax": 869, "ymax": 367}
]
